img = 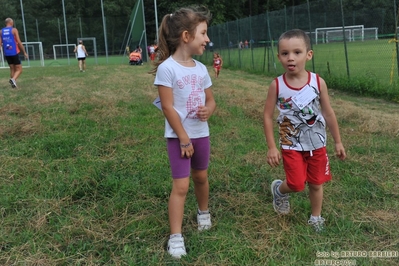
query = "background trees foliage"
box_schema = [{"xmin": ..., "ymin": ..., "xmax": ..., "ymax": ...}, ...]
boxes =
[{"xmin": 0, "ymin": 0, "xmax": 396, "ymax": 54}]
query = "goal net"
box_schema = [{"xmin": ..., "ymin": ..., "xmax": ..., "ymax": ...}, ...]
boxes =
[
  {"xmin": 305, "ymin": 31, "xmax": 325, "ymax": 44},
  {"xmin": 1, "ymin": 42, "xmax": 44, "ymax": 68},
  {"xmin": 53, "ymin": 44, "xmax": 77, "ymax": 60},
  {"xmin": 315, "ymin": 25, "xmax": 364, "ymax": 44},
  {"xmin": 326, "ymin": 29, "xmax": 351, "ymax": 43},
  {"xmin": 354, "ymin": 27, "xmax": 378, "ymax": 41}
]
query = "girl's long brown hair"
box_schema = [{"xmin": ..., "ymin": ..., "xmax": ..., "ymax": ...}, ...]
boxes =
[{"xmin": 149, "ymin": 5, "xmax": 211, "ymax": 75}]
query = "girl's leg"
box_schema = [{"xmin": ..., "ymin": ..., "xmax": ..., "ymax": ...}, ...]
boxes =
[
  {"xmin": 191, "ymin": 169, "xmax": 209, "ymax": 211},
  {"xmin": 308, "ymin": 183, "xmax": 323, "ymax": 216},
  {"xmin": 169, "ymin": 177, "xmax": 190, "ymax": 234}
]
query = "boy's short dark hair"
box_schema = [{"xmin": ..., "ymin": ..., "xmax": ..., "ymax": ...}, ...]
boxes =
[{"xmin": 278, "ymin": 29, "xmax": 311, "ymax": 52}]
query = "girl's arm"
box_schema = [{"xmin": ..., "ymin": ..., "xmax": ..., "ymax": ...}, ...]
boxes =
[
  {"xmin": 197, "ymin": 87, "xmax": 216, "ymax": 121},
  {"xmin": 83, "ymin": 46, "xmax": 88, "ymax": 56},
  {"xmin": 319, "ymin": 78, "xmax": 346, "ymax": 160},
  {"xmin": 158, "ymin": 85, "xmax": 194, "ymax": 158},
  {"xmin": 263, "ymin": 80, "xmax": 280, "ymax": 167}
]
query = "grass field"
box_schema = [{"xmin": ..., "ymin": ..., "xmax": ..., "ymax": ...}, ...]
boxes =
[
  {"xmin": 0, "ymin": 62, "xmax": 399, "ymax": 265},
  {"xmin": 199, "ymin": 39, "xmax": 399, "ymax": 88}
]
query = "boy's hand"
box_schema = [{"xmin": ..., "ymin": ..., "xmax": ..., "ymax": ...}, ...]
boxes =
[
  {"xmin": 267, "ymin": 148, "xmax": 281, "ymax": 167},
  {"xmin": 335, "ymin": 143, "xmax": 346, "ymax": 160}
]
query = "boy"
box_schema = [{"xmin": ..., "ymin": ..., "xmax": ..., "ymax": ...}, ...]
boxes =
[{"xmin": 263, "ymin": 29, "xmax": 346, "ymax": 232}]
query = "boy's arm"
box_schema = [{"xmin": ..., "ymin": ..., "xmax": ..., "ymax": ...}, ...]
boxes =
[
  {"xmin": 319, "ymin": 78, "xmax": 346, "ymax": 160},
  {"xmin": 158, "ymin": 85, "xmax": 194, "ymax": 158},
  {"xmin": 263, "ymin": 80, "xmax": 281, "ymax": 167}
]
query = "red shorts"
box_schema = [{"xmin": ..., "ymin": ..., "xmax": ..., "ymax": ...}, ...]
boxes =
[
  {"xmin": 282, "ymin": 147, "xmax": 331, "ymax": 191},
  {"xmin": 213, "ymin": 65, "xmax": 221, "ymax": 70}
]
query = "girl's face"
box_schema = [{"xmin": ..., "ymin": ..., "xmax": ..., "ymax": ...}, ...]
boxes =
[{"xmin": 187, "ymin": 21, "xmax": 210, "ymax": 56}]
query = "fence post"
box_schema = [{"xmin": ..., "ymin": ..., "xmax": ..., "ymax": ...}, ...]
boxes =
[{"xmin": 340, "ymin": 0, "xmax": 350, "ymax": 79}]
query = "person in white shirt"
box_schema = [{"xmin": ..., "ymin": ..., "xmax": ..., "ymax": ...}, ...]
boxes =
[
  {"xmin": 151, "ymin": 6, "xmax": 215, "ymax": 259},
  {"xmin": 73, "ymin": 40, "xmax": 88, "ymax": 72}
]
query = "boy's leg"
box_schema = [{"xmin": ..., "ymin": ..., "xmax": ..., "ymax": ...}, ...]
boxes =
[
  {"xmin": 169, "ymin": 177, "xmax": 190, "ymax": 234},
  {"xmin": 277, "ymin": 180, "xmax": 295, "ymax": 194},
  {"xmin": 308, "ymin": 183, "xmax": 323, "ymax": 216}
]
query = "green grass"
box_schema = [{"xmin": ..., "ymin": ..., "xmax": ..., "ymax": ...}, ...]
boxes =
[
  {"xmin": 199, "ymin": 39, "xmax": 399, "ymax": 100},
  {"xmin": 0, "ymin": 63, "xmax": 399, "ymax": 265}
]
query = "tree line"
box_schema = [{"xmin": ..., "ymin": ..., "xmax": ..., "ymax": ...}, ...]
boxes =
[{"xmin": 0, "ymin": 0, "xmax": 396, "ymax": 54}]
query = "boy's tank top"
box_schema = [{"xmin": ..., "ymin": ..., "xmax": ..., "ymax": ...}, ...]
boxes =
[{"xmin": 275, "ymin": 71, "xmax": 327, "ymax": 151}]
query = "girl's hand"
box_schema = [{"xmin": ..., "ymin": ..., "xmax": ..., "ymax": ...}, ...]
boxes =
[
  {"xmin": 197, "ymin": 106, "xmax": 210, "ymax": 122},
  {"xmin": 180, "ymin": 142, "xmax": 194, "ymax": 158}
]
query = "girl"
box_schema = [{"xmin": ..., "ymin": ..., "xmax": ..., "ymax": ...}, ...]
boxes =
[
  {"xmin": 151, "ymin": 6, "xmax": 215, "ymax": 259},
  {"xmin": 213, "ymin": 52, "xmax": 223, "ymax": 78}
]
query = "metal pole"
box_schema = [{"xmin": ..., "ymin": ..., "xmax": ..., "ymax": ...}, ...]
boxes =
[
  {"xmin": 101, "ymin": 0, "xmax": 109, "ymax": 63},
  {"xmin": 20, "ymin": 0, "xmax": 30, "ymax": 65},
  {"xmin": 36, "ymin": 19, "xmax": 40, "ymax": 41},
  {"xmin": 307, "ymin": 0, "xmax": 315, "ymax": 72},
  {"xmin": 340, "ymin": 0, "xmax": 350, "ymax": 79},
  {"xmin": 154, "ymin": 0, "xmax": 159, "ymax": 44},
  {"xmin": 62, "ymin": 0, "xmax": 70, "ymax": 65},
  {"xmin": 79, "ymin": 17, "xmax": 83, "ymax": 38}
]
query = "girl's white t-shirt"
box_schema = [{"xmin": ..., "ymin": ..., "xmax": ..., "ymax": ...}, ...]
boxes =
[{"xmin": 154, "ymin": 56, "xmax": 212, "ymax": 139}]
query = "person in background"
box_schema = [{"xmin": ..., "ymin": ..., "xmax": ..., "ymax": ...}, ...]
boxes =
[
  {"xmin": 263, "ymin": 29, "xmax": 346, "ymax": 233},
  {"xmin": 149, "ymin": 44, "xmax": 156, "ymax": 62},
  {"xmin": 0, "ymin": 18, "xmax": 28, "ymax": 88},
  {"xmin": 151, "ymin": 5, "xmax": 215, "ymax": 259},
  {"xmin": 73, "ymin": 40, "xmax": 88, "ymax": 72},
  {"xmin": 212, "ymin": 52, "xmax": 223, "ymax": 78}
]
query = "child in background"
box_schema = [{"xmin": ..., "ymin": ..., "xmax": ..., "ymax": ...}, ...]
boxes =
[
  {"xmin": 151, "ymin": 6, "xmax": 215, "ymax": 258},
  {"xmin": 263, "ymin": 29, "xmax": 346, "ymax": 232},
  {"xmin": 213, "ymin": 52, "xmax": 223, "ymax": 78}
]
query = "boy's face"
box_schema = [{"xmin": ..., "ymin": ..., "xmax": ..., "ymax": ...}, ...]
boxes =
[{"xmin": 277, "ymin": 37, "xmax": 313, "ymax": 74}]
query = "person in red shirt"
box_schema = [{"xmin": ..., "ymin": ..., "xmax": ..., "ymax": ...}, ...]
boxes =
[
  {"xmin": 212, "ymin": 52, "xmax": 223, "ymax": 78},
  {"xmin": 0, "ymin": 18, "xmax": 28, "ymax": 88}
]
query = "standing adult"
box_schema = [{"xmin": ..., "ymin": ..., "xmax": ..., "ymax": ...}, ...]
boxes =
[
  {"xmin": 73, "ymin": 40, "xmax": 88, "ymax": 72},
  {"xmin": 0, "ymin": 18, "xmax": 28, "ymax": 89}
]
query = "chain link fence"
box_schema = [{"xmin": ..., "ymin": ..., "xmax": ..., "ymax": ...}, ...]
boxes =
[
  {"xmin": 199, "ymin": 0, "xmax": 399, "ymax": 89},
  {"xmin": 0, "ymin": 14, "xmax": 144, "ymax": 67}
]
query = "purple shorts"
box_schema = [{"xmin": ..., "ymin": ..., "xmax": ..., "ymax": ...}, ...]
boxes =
[{"xmin": 167, "ymin": 137, "xmax": 210, "ymax": 179}]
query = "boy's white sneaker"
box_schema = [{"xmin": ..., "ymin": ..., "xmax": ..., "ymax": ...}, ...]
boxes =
[
  {"xmin": 308, "ymin": 216, "xmax": 325, "ymax": 233},
  {"xmin": 167, "ymin": 236, "xmax": 186, "ymax": 259},
  {"xmin": 197, "ymin": 213, "xmax": 212, "ymax": 231},
  {"xmin": 271, "ymin": 179, "xmax": 290, "ymax": 214}
]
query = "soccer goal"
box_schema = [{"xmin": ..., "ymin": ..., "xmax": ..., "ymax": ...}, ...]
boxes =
[
  {"xmin": 22, "ymin": 42, "xmax": 45, "ymax": 67},
  {"xmin": 0, "ymin": 42, "xmax": 44, "ymax": 67},
  {"xmin": 326, "ymin": 29, "xmax": 351, "ymax": 43},
  {"xmin": 53, "ymin": 44, "xmax": 77, "ymax": 60},
  {"xmin": 76, "ymin": 37, "xmax": 98, "ymax": 64},
  {"xmin": 315, "ymin": 25, "xmax": 364, "ymax": 44},
  {"xmin": 354, "ymin": 27, "xmax": 378, "ymax": 41},
  {"xmin": 305, "ymin": 31, "xmax": 325, "ymax": 44}
]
